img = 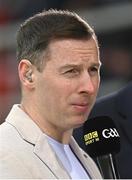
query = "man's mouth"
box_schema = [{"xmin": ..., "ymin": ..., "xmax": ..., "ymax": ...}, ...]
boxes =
[{"xmin": 71, "ymin": 103, "xmax": 89, "ymax": 113}]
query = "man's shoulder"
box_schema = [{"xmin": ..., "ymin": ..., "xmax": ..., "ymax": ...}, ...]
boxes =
[
  {"xmin": 90, "ymin": 92, "xmax": 117, "ymax": 117},
  {"xmin": 96, "ymin": 92, "xmax": 117, "ymax": 106},
  {"xmin": 88, "ymin": 89, "xmax": 122, "ymax": 121},
  {"xmin": 0, "ymin": 121, "xmax": 30, "ymax": 151},
  {"xmin": 0, "ymin": 121, "xmax": 14, "ymax": 139},
  {"xmin": 96, "ymin": 82, "xmax": 132, "ymax": 107},
  {"xmin": 0, "ymin": 121, "xmax": 16, "ymax": 135}
]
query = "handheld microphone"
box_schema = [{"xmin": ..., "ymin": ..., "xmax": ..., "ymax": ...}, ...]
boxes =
[{"xmin": 83, "ymin": 116, "xmax": 120, "ymax": 179}]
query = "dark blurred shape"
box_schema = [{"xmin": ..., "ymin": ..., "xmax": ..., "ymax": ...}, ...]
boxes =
[
  {"xmin": 0, "ymin": 0, "xmax": 64, "ymax": 23},
  {"xmin": 101, "ymin": 47, "xmax": 132, "ymax": 80}
]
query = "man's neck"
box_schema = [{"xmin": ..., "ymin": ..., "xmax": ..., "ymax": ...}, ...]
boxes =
[{"xmin": 20, "ymin": 103, "xmax": 73, "ymax": 144}]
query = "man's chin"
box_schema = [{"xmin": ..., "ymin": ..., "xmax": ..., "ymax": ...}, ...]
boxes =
[
  {"xmin": 70, "ymin": 115, "xmax": 88, "ymax": 129},
  {"xmin": 73, "ymin": 121, "xmax": 85, "ymax": 129}
]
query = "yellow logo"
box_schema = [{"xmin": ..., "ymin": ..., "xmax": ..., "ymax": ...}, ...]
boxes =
[{"xmin": 84, "ymin": 131, "xmax": 99, "ymax": 145}]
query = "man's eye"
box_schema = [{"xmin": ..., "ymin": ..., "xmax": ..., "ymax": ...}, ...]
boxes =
[
  {"xmin": 89, "ymin": 66, "xmax": 99, "ymax": 75},
  {"xmin": 91, "ymin": 67, "xmax": 98, "ymax": 72},
  {"xmin": 64, "ymin": 68, "xmax": 80, "ymax": 78},
  {"xmin": 66, "ymin": 69, "xmax": 78, "ymax": 74}
]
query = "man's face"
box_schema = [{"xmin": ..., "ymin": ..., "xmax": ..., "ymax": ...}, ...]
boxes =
[{"xmin": 33, "ymin": 38, "xmax": 101, "ymax": 132}]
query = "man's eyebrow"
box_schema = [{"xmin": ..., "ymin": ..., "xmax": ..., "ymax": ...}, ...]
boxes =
[
  {"xmin": 58, "ymin": 62, "xmax": 102, "ymax": 72},
  {"xmin": 58, "ymin": 64, "xmax": 81, "ymax": 71},
  {"xmin": 91, "ymin": 62, "xmax": 102, "ymax": 67}
]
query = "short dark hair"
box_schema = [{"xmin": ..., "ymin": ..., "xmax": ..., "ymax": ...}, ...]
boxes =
[{"xmin": 16, "ymin": 9, "xmax": 96, "ymax": 71}]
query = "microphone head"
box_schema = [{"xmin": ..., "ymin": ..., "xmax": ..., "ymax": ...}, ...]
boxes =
[{"xmin": 83, "ymin": 116, "xmax": 120, "ymax": 158}]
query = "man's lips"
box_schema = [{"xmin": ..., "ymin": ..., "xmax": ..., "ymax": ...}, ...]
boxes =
[{"xmin": 71, "ymin": 103, "xmax": 89, "ymax": 113}]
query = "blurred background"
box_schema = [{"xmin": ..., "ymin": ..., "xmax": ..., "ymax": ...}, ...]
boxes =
[{"xmin": 0, "ymin": 0, "xmax": 132, "ymax": 123}]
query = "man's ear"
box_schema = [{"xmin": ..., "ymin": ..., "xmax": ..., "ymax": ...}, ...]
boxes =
[{"xmin": 18, "ymin": 59, "xmax": 35, "ymax": 89}]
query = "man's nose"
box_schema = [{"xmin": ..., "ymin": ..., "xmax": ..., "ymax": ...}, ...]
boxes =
[{"xmin": 79, "ymin": 74, "xmax": 95, "ymax": 95}]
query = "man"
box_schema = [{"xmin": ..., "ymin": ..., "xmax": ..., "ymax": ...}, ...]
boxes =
[
  {"xmin": 74, "ymin": 82, "xmax": 132, "ymax": 179},
  {"xmin": 0, "ymin": 10, "xmax": 102, "ymax": 179}
]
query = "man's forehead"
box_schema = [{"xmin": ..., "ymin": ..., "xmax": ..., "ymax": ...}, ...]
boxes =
[
  {"xmin": 47, "ymin": 39, "xmax": 98, "ymax": 60},
  {"xmin": 49, "ymin": 38, "xmax": 97, "ymax": 49}
]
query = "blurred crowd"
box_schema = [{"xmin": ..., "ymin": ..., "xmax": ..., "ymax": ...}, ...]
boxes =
[{"xmin": 0, "ymin": 0, "xmax": 132, "ymax": 123}]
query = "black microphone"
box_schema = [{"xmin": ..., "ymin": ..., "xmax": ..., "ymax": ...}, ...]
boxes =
[{"xmin": 83, "ymin": 116, "xmax": 120, "ymax": 179}]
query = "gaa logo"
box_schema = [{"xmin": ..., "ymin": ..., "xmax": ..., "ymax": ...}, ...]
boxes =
[{"xmin": 102, "ymin": 128, "xmax": 119, "ymax": 138}]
